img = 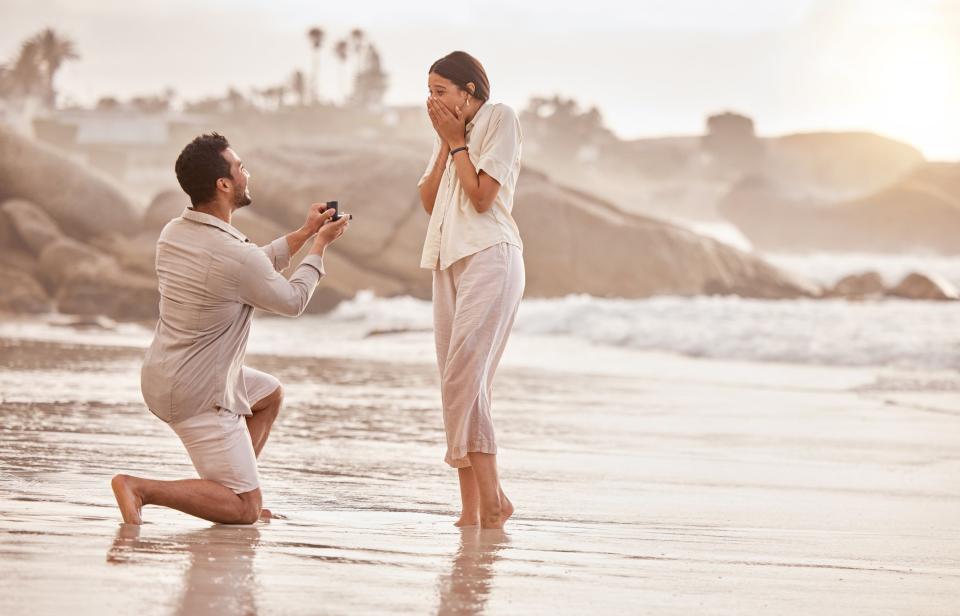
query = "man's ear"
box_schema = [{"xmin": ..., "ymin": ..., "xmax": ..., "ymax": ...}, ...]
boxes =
[{"xmin": 217, "ymin": 177, "xmax": 230, "ymax": 192}]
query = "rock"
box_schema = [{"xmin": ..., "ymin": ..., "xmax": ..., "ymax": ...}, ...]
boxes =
[
  {"xmin": 0, "ymin": 268, "xmax": 52, "ymax": 314},
  {"xmin": 887, "ymin": 272, "xmax": 959, "ymax": 301},
  {"xmin": 827, "ymin": 272, "xmax": 886, "ymax": 299},
  {"xmin": 0, "ymin": 126, "xmax": 140, "ymax": 239},
  {"xmin": 37, "ymin": 237, "xmax": 116, "ymax": 291},
  {"xmin": 56, "ymin": 264, "xmax": 159, "ymax": 320},
  {"xmin": 512, "ymin": 169, "xmax": 819, "ymax": 299},
  {"xmin": 0, "ymin": 248, "xmax": 39, "ymax": 278},
  {"xmin": 231, "ymin": 208, "xmax": 288, "ymax": 246},
  {"xmin": 232, "ymin": 192, "xmax": 423, "ymax": 309},
  {"xmin": 764, "ymin": 132, "xmax": 924, "ymax": 200},
  {"xmin": 144, "ymin": 190, "xmax": 189, "ymax": 232},
  {"xmin": 1, "ymin": 198, "xmax": 63, "ymax": 255},
  {"xmin": 0, "ymin": 205, "xmax": 40, "ymax": 276},
  {"xmin": 720, "ymin": 163, "xmax": 960, "ymax": 254},
  {"xmin": 91, "ymin": 231, "xmax": 159, "ymax": 277},
  {"xmin": 244, "ymin": 142, "xmax": 818, "ymax": 302},
  {"xmin": 0, "ymin": 202, "xmax": 30, "ymax": 253},
  {"xmin": 300, "ymin": 250, "xmax": 410, "ymax": 314}
]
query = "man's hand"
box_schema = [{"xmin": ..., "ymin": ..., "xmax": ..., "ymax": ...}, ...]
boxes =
[
  {"xmin": 303, "ymin": 203, "xmax": 334, "ymax": 236},
  {"xmin": 309, "ymin": 213, "xmax": 349, "ymax": 255}
]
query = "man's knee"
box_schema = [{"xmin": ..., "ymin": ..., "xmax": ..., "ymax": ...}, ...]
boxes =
[
  {"xmin": 254, "ymin": 384, "xmax": 283, "ymax": 415},
  {"xmin": 235, "ymin": 489, "xmax": 262, "ymax": 524}
]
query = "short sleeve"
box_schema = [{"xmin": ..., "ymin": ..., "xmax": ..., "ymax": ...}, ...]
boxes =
[
  {"xmin": 476, "ymin": 105, "xmax": 521, "ymax": 186},
  {"xmin": 417, "ymin": 136, "xmax": 442, "ymax": 187}
]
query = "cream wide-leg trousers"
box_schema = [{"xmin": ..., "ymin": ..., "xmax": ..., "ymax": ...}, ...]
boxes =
[{"xmin": 432, "ymin": 242, "xmax": 525, "ymax": 468}]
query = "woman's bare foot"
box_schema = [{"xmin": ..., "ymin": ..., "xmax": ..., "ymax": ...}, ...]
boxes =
[
  {"xmin": 111, "ymin": 474, "xmax": 143, "ymax": 525},
  {"xmin": 454, "ymin": 514, "xmax": 479, "ymax": 527},
  {"xmin": 500, "ymin": 493, "xmax": 514, "ymax": 524}
]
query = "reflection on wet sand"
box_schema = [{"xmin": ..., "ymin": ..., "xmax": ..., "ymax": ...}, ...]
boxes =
[
  {"xmin": 108, "ymin": 524, "xmax": 261, "ymax": 616},
  {"xmin": 1, "ymin": 334, "xmax": 957, "ymax": 614},
  {"xmin": 436, "ymin": 529, "xmax": 509, "ymax": 616}
]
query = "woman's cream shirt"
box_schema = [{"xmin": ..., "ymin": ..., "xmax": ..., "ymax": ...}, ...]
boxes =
[{"xmin": 418, "ymin": 102, "xmax": 523, "ymax": 270}]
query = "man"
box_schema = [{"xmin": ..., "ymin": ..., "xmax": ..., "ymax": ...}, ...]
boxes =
[{"xmin": 111, "ymin": 132, "xmax": 348, "ymax": 525}]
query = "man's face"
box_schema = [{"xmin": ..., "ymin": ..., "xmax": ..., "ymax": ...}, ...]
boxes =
[{"xmin": 222, "ymin": 147, "xmax": 252, "ymax": 208}]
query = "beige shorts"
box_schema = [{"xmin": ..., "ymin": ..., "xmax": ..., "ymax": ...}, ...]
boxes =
[{"xmin": 169, "ymin": 366, "xmax": 280, "ymax": 494}]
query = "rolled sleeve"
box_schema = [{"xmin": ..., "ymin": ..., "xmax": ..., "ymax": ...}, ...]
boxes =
[
  {"xmin": 236, "ymin": 246, "xmax": 324, "ymax": 317},
  {"xmin": 298, "ymin": 254, "xmax": 326, "ymax": 278},
  {"xmin": 475, "ymin": 106, "xmax": 520, "ymax": 186},
  {"xmin": 260, "ymin": 236, "xmax": 292, "ymax": 272}
]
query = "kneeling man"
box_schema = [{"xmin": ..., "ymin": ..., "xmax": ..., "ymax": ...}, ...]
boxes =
[{"xmin": 112, "ymin": 132, "xmax": 348, "ymax": 524}]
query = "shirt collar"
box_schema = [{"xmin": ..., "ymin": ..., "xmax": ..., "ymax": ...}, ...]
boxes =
[
  {"xmin": 466, "ymin": 102, "xmax": 492, "ymax": 134},
  {"xmin": 181, "ymin": 207, "xmax": 249, "ymax": 243}
]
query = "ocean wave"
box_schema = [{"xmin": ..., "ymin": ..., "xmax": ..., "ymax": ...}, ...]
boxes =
[{"xmin": 332, "ymin": 291, "xmax": 960, "ymax": 370}]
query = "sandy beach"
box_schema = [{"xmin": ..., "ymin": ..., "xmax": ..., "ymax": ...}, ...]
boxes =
[{"xmin": 0, "ymin": 315, "xmax": 958, "ymax": 615}]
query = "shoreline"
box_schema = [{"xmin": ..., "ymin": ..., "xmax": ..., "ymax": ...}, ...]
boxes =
[{"xmin": 1, "ymin": 323, "xmax": 959, "ymax": 614}]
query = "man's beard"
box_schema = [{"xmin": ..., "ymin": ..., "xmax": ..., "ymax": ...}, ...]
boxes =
[{"xmin": 233, "ymin": 185, "xmax": 252, "ymax": 208}]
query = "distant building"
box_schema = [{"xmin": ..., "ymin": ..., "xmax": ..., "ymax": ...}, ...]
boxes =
[{"xmin": 702, "ymin": 111, "xmax": 764, "ymax": 172}]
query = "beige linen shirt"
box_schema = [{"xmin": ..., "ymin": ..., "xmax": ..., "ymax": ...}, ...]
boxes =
[
  {"xmin": 418, "ymin": 102, "xmax": 523, "ymax": 270},
  {"xmin": 141, "ymin": 208, "xmax": 325, "ymax": 423}
]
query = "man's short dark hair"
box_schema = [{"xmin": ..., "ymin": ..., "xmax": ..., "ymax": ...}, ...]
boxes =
[{"xmin": 174, "ymin": 132, "xmax": 231, "ymax": 206}]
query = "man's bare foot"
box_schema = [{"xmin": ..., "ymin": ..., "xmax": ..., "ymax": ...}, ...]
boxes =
[
  {"xmin": 111, "ymin": 474, "xmax": 143, "ymax": 525},
  {"xmin": 259, "ymin": 508, "xmax": 288, "ymax": 522},
  {"xmin": 454, "ymin": 514, "xmax": 479, "ymax": 527}
]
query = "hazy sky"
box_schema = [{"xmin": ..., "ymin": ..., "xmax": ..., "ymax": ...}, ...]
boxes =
[{"xmin": 3, "ymin": 0, "xmax": 959, "ymax": 159}]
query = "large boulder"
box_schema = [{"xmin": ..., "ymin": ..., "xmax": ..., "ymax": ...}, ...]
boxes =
[
  {"xmin": 887, "ymin": 272, "xmax": 959, "ymax": 301},
  {"xmin": 232, "ymin": 207, "xmax": 410, "ymax": 312},
  {"xmin": 0, "ymin": 268, "xmax": 52, "ymax": 314},
  {"xmin": 0, "ymin": 204, "xmax": 39, "ymax": 277},
  {"xmin": 246, "ymin": 142, "xmax": 818, "ymax": 301},
  {"xmin": 91, "ymin": 231, "xmax": 159, "ymax": 277},
  {"xmin": 0, "ymin": 126, "xmax": 140, "ymax": 239},
  {"xmin": 512, "ymin": 170, "xmax": 818, "ymax": 299},
  {"xmin": 37, "ymin": 237, "xmax": 116, "ymax": 290},
  {"xmin": 720, "ymin": 163, "xmax": 960, "ymax": 254},
  {"xmin": 1, "ymin": 198, "xmax": 63, "ymax": 255},
  {"xmin": 144, "ymin": 190, "xmax": 188, "ymax": 232},
  {"xmin": 55, "ymin": 263, "xmax": 159, "ymax": 320},
  {"xmin": 827, "ymin": 271, "xmax": 886, "ymax": 299},
  {"xmin": 763, "ymin": 132, "xmax": 924, "ymax": 200}
]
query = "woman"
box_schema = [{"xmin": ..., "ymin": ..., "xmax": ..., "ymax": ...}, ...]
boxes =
[{"xmin": 417, "ymin": 51, "xmax": 525, "ymax": 529}]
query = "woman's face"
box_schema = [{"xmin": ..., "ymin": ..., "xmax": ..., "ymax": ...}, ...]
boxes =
[{"xmin": 428, "ymin": 73, "xmax": 471, "ymax": 113}]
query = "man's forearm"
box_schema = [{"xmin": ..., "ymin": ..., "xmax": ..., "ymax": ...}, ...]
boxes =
[{"xmin": 285, "ymin": 226, "xmax": 313, "ymax": 255}]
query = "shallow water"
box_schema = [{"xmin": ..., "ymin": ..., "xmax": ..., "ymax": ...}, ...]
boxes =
[{"xmin": 1, "ymin": 325, "xmax": 959, "ymax": 614}]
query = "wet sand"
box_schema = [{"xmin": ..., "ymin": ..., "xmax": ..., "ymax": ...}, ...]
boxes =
[{"xmin": 1, "ymin": 329, "xmax": 959, "ymax": 614}]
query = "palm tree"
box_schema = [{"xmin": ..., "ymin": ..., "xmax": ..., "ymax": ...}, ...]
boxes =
[
  {"xmin": 334, "ymin": 39, "xmax": 349, "ymax": 103},
  {"xmin": 31, "ymin": 28, "xmax": 79, "ymax": 108},
  {"xmin": 7, "ymin": 39, "xmax": 44, "ymax": 100},
  {"xmin": 307, "ymin": 26, "xmax": 324, "ymax": 104},
  {"xmin": 290, "ymin": 70, "xmax": 306, "ymax": 107},
  {"xmin": 349, "ymin": 28, "xmax": 365, "ymax": 56},
  {"xmin": 343, "ymin": 29, "xmax": 367, "ymax": 105},
  {"xmin": 351, "ymin": 43, "xmax": 388, "ymax": 108}
]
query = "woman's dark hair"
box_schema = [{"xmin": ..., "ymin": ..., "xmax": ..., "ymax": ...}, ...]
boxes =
[
  {"xmin": 174, "ymin": 132, "xmax": 231, "ymax": 206},
  {"xmin": 429, "ymin": 51, "xmax": 490, "ymax": 102}
]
